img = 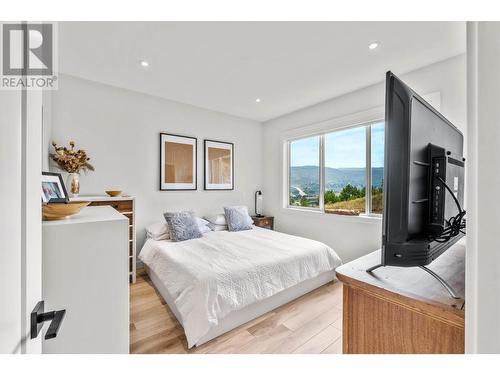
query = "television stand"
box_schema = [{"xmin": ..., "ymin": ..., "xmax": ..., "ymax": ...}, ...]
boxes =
[
  {"xmin": 336, "ymin": 239, "xmax": 465, "ymax": 353},
  {"xmin": 366, "ymin": 263, "xmax": 460, "ymax": 299}
]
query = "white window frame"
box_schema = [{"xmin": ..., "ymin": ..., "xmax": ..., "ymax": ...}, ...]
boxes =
[
  {"xmin": 283, "ymin": 108, "xmax": 385, "ymax": 218},
  {"xmin": 282, "ymin": 92, "xmax": 440, "ymax": 220}
]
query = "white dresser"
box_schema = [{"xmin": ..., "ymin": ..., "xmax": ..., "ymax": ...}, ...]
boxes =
[
  {"xmin": 70, "ymin": 196, "xmax": 137, "ymax": 283},
  {"xmin": 42, "ymin": 206, "xmax": 129, "ymax": 353}
]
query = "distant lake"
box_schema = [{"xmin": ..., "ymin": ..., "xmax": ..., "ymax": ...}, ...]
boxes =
[{"xmin": 290, "ymin": 166, "xmax": 383, "ymax": 194}]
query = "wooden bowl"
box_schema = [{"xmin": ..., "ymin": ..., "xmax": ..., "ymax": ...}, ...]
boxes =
[
  {"xmin": 42, "ymin": 201, "xmax": 90, "ymax": 221},
  {"xmin": 105, "ymin": 190, "xmax": 122, "ymax": 197}
]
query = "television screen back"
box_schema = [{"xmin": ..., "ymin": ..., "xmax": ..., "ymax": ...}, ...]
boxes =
[{"xmin": 382, "ymin": 72, "xmax": 464, "ymax": 267}]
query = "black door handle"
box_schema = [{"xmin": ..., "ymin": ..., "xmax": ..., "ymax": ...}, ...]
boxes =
[
  {"xmin": 31, "ymin": 301, "xmax": 66, "ymax": 340},
  {"xmin": 42, "ymin": 309, "xmax": 66, "ymax": 339}
]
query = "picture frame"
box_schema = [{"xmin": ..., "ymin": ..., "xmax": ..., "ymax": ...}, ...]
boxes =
[
  {"xmin": 160, "ymin": 133, "xmax": 197, "ymax": 191},
  {"xmin": 204, "ymin": 139, "xmax": 234, "ymax": 190},
  {"xmin": 41, "ymin": 172, "xmax": 69, "ymax": 203}
]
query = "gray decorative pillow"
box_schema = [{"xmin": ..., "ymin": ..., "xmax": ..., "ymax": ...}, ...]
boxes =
[
  {"xmin": 224, "ymin": 206, "xmax": 253, "ymax": 232},
  {"xmin": 163, "ymin": 211, "xmax": 202, "ymax": 242}
]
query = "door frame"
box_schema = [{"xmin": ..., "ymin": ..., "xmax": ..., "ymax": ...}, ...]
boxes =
[{"xmin": 0, "ymin": 21, "xmax": 44, "ymax": 354}]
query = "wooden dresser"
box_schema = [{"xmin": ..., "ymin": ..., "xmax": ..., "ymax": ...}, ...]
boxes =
[
  {"xmin": 336, "ymin": 239, "xmax": 465, "ymax": 354},
  {"xmin": 70, "ymin": 196, "xmax": 136, "ymax": 283}
]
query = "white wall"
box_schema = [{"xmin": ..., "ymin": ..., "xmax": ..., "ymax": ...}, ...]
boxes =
[
  {"xmin": 466, "ymin": 22, "xmax": 500, "ymax": 354},
  {"xmin": 48, "ymin": 74, "xmax": 263, "ymax": 250},
  {"xmin": 262, "ymin": 55, "xmax": 466, "ymax": 263},
  {"xmin": 42, "ymin": 92, "xmax": 52, "ymax": 171}
]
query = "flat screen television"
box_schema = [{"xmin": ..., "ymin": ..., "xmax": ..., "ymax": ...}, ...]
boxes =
[{"xmin": 368, "ymin": 72, "xmax": 466, "ymax": 297}]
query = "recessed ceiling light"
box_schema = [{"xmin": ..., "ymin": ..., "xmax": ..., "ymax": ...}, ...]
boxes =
[
  {"xmin": 368, "ymin": 42, "xmax": 380, "ymax": 50},
  {"xmin": 139, "ymin": 60, "xmax": 149, "ymax": 67},
  {"xmin": 255, "ymin": 98, "xmax": 261, "ymax": 103}
]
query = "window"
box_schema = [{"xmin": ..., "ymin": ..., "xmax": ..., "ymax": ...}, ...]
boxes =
[
  {"xmin": 287, "ymin": 121, "xmax": 384, "ymax": 216},
  {"xmin": 324, "ymin": 126, "xmax": 366, "ymax": 215},
  {"xmin": 288, "ymin": 136, "xmax": 320, "ymax": 208},
  {"xmin": 370, "ymin": 122, "xmax": 385, "ymax": 214}
]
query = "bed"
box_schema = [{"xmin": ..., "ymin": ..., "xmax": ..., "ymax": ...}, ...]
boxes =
[{"xmin": 139, "ymin": 226, "xmax": 342, "ymax": 348}]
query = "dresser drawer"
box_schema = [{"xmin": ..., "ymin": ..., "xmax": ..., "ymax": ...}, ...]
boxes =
[
  {"xmin": 90, "ymin": 199, "xmax": 133, "ymax": 213},
  {"xmin": 252, "ymin": 216, "xmax": 274, "ymax": 230},
  {"xmin": 123, "ymin": 212, "xmax": 133, "ymax": 225},
  {"xmin": 257, "ymin": 218, "xmax": 272, "ymax": 227}
]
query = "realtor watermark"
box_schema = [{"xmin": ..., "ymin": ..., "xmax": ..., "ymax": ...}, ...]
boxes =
[{"xmin": 1, "ymin": 22, "xmax": 58, "ymax": 90}]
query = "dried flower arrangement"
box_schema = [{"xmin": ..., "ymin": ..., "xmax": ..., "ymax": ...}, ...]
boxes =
[{"xmin": 50, "ymin": 141, "xmax": 95, "ymax": 174}]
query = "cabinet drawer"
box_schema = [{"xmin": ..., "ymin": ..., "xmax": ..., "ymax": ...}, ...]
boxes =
[
  {"xmin": 90, "ymin": 200, "xmax": 132, "ymax": 212},
  {"xmin": 253, "ymin": 218, "xmax": 273, "ymax": 229},
  {"xmin": 258, "ymin": 219, "xmax": 271, "ymax": 227},
  {"xmin": 123, "ymin": 213, "xmax": 133, "ymax": 224}
]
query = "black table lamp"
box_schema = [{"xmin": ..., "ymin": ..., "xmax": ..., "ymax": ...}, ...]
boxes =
[{"xmin": 254, "ymin": 190, "xmax": 263, "ymax": 217}]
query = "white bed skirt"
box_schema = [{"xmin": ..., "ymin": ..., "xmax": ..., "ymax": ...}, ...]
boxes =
[{"xmin": 145, "ymin": 265, "xmax": 336, "ymax": 347}]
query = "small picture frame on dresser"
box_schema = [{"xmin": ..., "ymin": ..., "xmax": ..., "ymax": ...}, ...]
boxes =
[
  {"xmin": 41, "ymin": 172, "xmax": 69, "ymax": 203},
  {"xmin": 251, "ymin": 215, "xmax": 274, "ymax": 230}
]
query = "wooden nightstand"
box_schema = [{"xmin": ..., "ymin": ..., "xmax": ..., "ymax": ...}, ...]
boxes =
[{"xmin": 251, "ymin": 216, "xmax": 274, "ymax": 230}]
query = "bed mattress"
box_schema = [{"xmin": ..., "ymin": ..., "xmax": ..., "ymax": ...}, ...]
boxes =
[{"xmin": 139, "ymin": 226, "xmax": 342, "ymax": 348}]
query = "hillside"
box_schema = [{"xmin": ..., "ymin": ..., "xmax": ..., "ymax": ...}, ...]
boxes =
[
  {"xmin": 290, "ymin": 166, "xmax": 383, "ymax": 193},
  {"xmin": 324, "ymin": 192, "xmax": 383, "ymax": 215}
]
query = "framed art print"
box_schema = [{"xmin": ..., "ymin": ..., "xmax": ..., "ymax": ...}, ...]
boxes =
[
  {"xmin": 204, "ymin": 139, "xmax": 234, "ymax": 190},
  {"xmin": 160, "ymin": 133, "xmax": 197, "ymax": 191},
  {"xmin": 41, "ymin": 172, "xmax": 69, "ymax": 203}
]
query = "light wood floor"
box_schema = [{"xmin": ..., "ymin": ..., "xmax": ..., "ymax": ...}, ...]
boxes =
[{"xmin": 130, "ymin": 270, "xmax": 343, "ymax": 354}]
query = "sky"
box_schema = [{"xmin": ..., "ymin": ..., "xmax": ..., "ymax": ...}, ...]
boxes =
[
  {"xmin": 371, "ymin": 122, "xmax": 385, "ymax": 168},
  {"xmin": 290, "ymin": 122, "xmax": 384, "ymax": 169}
]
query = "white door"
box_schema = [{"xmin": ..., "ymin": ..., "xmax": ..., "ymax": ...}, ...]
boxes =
[{"xmin": 0, "ymin": 87, "xmax": 43, "ymax": 353}]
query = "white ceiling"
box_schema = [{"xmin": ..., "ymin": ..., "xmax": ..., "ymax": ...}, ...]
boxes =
[{"xmin": 58, "ymin": 22, "xmax": 465, "ymax": 122}]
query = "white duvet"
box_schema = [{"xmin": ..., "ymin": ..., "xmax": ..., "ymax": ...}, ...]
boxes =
[{"xmin": 138, "ymin": 226, "xmax": 342, "ymax": 348}]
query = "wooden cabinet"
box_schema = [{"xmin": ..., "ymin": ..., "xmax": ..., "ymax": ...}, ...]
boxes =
[
  {"xmin": 251, "ymin": 215, "xmax": 274, "ymax": 230},
  {"xmin": 336, "ymin": 240, "xmax": 465, "ymax": 354},
  {"xmin": 70, "ymin": 196, "xmax": 136, "ymax": 283}
]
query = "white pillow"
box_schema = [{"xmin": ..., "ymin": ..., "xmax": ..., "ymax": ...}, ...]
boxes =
[
  {"xmin": 199, "ymin": 225, "xmax": 211, "ymax": 234},
  {"xmin": 207, "ymin": 222, "xmax": 228, "ymax": 231},
  {"xmin": 145, "ymin": 222, "xmax": 170, "ymax": 241},
  {"xmin": 196, "ymin": 217, "xmax": 210, "ymax": 227},
  {"xmin": 196, "ymin": 217, "xmax": 212, "ymax": 233},
  {"xmin": 204, "ymin": 214, "xmax": 227, "ymax": 226}
]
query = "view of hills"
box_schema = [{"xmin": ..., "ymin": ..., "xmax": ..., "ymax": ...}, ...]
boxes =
[{"xmin": 290, "ymin": 166, "xmax": 384, "ymax": 196}]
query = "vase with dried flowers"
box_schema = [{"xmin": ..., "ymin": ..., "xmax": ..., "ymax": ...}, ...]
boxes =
[{"xmin": 49, "ymin": 141, "xmax": 94, "ymax": 197}]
